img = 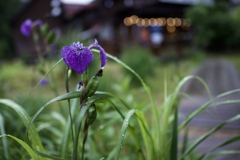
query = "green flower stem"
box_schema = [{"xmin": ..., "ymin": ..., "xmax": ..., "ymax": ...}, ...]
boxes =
[
  {"xmin": 65, "ymin": 67, "xmax": 75, "ymax": 148},
  {"xmin": 81, "ymin": 112, "xmax": 89, "ymax": 160},
  {"xmin": 32, "ymin": 30, "xmax": 44, "ymax": 63}
]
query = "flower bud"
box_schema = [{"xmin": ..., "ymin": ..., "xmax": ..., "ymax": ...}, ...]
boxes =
[
  {"xmin": 85, "ymin": 76, "xmax": 99, "ymax": 97},
  {"xmin": 46, "ymin": 31, "xmax": 56, "ymax": 44},
  {"xmin": 40, "ymin": 23, "xmax": 48, "ymax": 36}
]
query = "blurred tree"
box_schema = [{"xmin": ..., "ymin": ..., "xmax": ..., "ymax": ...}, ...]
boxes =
[
  {"xmin": 0, "ymin": 0, "xmax": 21, "ymax": 59},
  {"xmin": 186, "ymin": 0, "xmax": 240, "ymax": 51}
]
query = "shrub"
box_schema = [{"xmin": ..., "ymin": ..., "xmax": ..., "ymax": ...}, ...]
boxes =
[
  {"xmin": 185, "ymin": 1, "xmax": 240, "ymax": 51},
  {"xmin": 120, "ymin": 45, "xmax": 157, "ymax": 86}
]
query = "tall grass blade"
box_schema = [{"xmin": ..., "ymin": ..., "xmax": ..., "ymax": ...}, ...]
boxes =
[
  {"xmin": 179, "ymin": 99, "xmax": 240, "ymax": 131},
  {"xmin": 29, "ymin": 90, "xmax": 82, "ymax": 127},
  {"xmin": 107, "ymin": 147, "xmax": 118, "ymax": 160},
  {"xmin": 95, "ymin": 91, "xmax": 131, "ymax": 110},
  {"xmin": 180, "ymin": 128, "xmax": 189, "ymax": 160},
  {"xmin": 198, "ymin": 136, "xmax": 240, "ymax": 160},
  {"xmin": 115, "ymin": 109, "xmax": 135, "ymax": 160},
  {"xmin": 159, "ymin": 76, "xmax": 204, "ymax": 158},
  {"xmin": 205, "ymin": 150, "xmax": 240, "ymax": 160},
  {"xmin": 178, "ymin": 100, "xmax": 212, "ymax": 131},
  {"xmin": 177, "ymin": 76, "xmax": 212, "ymax": 131},
  {"xmin": 135, "ymin": 110, "xmax": 154, "ymax": 159},
  {"xmin": 181, "ymin": 114, "xmax": 240, "ymax": 159},
  {"xmin": 61, "ymin": 98, "xmax": 79, "ymax": 159},
  {"xmin": 94, "ymin": 95, "xmax": 143, "ymax": 159},
  {"xmin": 0, "ymin": 99, "xmax": 44, "ymax": 152},
  {"xmin": 72, "ymin": 100, "xmax": 95, "ymax": 160},
  {"xmin": 0, "ymin": 134, "xmax": 41, "ymax": 160},
  {"xmin": 179, "ymin": 89, "xmax": 240, "ymax": 131},
  {"xmin": 169, "ymin": 101, "xmax": 179, "ymax": 160},
  {"xmin": 94, "ymin": 94, "xmax": 126, "ymax": 119},
  {"xmin": 0, "ymin": 114, "xmax": 9, "ymax": 160},
  {"xmin": 97, "ymin": 51, "xmax": 161, "ymax": 157},
  {"xmin": 27, "ymin": 90, "xmax": 82, "ymax": 158},
  {"xmin": 30, "ymin": 58, "xmax": 63, "ymax": 93},
  {"xmin": 95, "ymin": 94, "xmax": 145, "ymax": 159},
  {"xmin": 92, "ymin": 50, "xmax": 159, "ymax": 124}
]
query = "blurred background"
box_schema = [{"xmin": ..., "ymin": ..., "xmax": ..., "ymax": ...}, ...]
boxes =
[
  {"xmin": 1, "ymin": 0, "xmax": 240, "ymax": 102},
  {"xmin": 1, "ymin": 0, "xmax": 240, "ymax": 159},
  {"xmin": 3, "ymin": 0, "xmax": 240, "ymax": 59}
]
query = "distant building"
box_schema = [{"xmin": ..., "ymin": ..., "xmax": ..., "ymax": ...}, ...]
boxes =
[{"xmin": 14, "ymin": 0, "xmax": 232, "ymax": 57}]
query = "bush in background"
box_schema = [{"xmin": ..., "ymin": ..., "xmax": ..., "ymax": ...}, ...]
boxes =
[
  {"xmin": 185, "ymin": 0, "xmax": 240, "ymax": 51},
  {"xmin": 120, "ymin": 45, "xmax": 157, "ymax": 86}
]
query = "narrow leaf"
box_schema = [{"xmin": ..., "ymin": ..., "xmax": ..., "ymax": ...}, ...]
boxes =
[
  {"xmin": 180, "ymin": 128, "xmax": 189, "ymax": 159},
  {"xmin": 26, "ymin": 90, "xmax": 81, "ymax": 158},
  {"xmin": 115, "ymin": 109, "xmax": 135, "ymax": 160},
  {"xmin": 0, "ymin": 134, "xmax": 41, "ymax": 160},
  {"xmin": 0, "ymin": 114, "xmax": 9, "ymax": 159},
  {"xmin": 169, "ymin": 102, "xmax": 179, "ymax": 160},
  {"xmin": 179, "ymin": 89, "xmax": 240, "ymax": 131},
  {"xmin": 0, "ymin": 99, "xmax": 44, "ymax": 152},
  {"xmin": 30, "ymin": 58, "xmax": 63, "ymax": 93},
  {"xmin": 72, "ymin": 100, "xmax": 94, "ymax": 160},
  {"xmin": 198, "ymin": 136, "xmax": 240, "ymax": 160},
  {"xmin": 205, "ymin": 150, "xmax": 240, "ymax": 160},
  {"xmin": 181, "ymin": 114, "xmax": 240, "ymax": 159},
  {"xmin": 135, "ymin": 110, "xmax": 154, "ymax": 159},
  {"xmin": 29, "ymin": 90, "xmax": 82, "ymax": 128}
]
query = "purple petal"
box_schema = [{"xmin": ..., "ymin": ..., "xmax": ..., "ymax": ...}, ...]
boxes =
[
  {"xmin": 20, "ymin": 19, "xmax": 32, "ymax": 37},
  {"xmin": 38, "ymin": 77, "xmax": 49, "ymax": 86},
  {"xmin": 61, "ymin": 42, "xmax": 94, "ymax": 74},
  {"xmin": 88, "ymin": 39, "xmax": 107, "ymax": 68},
  {"xmin": 33, "ymin": 19, "xmax": 44, "ymax": 27}
]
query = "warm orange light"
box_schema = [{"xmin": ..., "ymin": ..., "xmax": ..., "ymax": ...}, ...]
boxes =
[
  {"xmin": 130, "ymin": 15, "xmax": 138, "ymax": 24},
  {"xmin": 136, "ymin": 18, "xmax": 142, "ymax": 26},
  {"xmin": 141, "ymin": 18, "xmax": 145, "ymax": 26},
  {"xmin": 124, "ymin": 16, "xmax": 184, "ymax": 28},
  {"xmin": 167, "ymin": 17, "xmax": 175, "ymax": 27},
  {"xmin": 167, "ymin": 25, "xmax": 176, "ymax": 33},
  {"xmin": 157, "ymin": 18, "xmax": 163, "ymax": 26},
  {"xmin": 148, "ymin": 18, "xmax": 156, "ymax": 26},
  {"xmin": 153, "ymin": 19, "xmax": 158, "ymax": 26},
  {"xmin": 174, "ymin": 18, "xmax": 181, "ymax": 26},
  {"xmin": 161, "ymin": 18, "xmax": 166, "ymax": 26},
  {"xmin": 123, "ymin": 17, "xmax": 133, "ymax": 26}
]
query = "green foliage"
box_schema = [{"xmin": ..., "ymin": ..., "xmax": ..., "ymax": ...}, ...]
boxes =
[
  {"xmin": 120, "ymin": 45, "xmax": 157, "ymax": 86},
  {"xmin": 185, "ymin": 2, "xmax": 240, "ymax": 51}
]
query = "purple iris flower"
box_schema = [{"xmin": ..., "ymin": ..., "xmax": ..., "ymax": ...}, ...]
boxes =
[
  {"xmin": 61, "ymin": 40, "xmax": 107, "ymax": 75},
  {"xmin": 33, "ymin": 19, "xmax": 44, "ymax": 27},
  {"xmin": 20, "ymin": 19, "xmax": 44, "ymax": 37},
  {"xmin": 88, "ymin": 39, "xmax": 107, "ymax": 68},
  {"xmin": 20, "ymin": 19, "xmax": 32, "ymax": 37},
  {"xmin": 38, "ymin": 77, "xmax": 49, "ymax": 86}
]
